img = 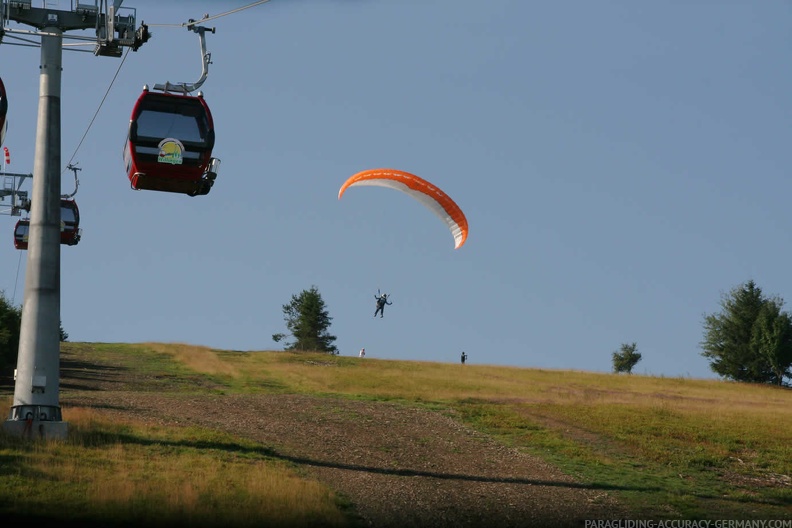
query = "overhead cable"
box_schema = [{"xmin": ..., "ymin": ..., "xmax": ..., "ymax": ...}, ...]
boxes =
[
  {"xmin": 146, "ymin": 0, "xmax": 272, "ymax": 28},
  {"xmin": 63, "ymin": 46, "xmax": 131, "ymax": 171}
]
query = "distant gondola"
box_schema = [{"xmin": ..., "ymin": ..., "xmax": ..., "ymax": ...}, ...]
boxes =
[
  {"xmin": 123, "ymin": 88, "xmax": 219, "ymax": 197},
  {"xmin": 13, "ymin": 219, "xmax": 28, "ymax": 250},
  {"xmin": 13, "ymin": 199, "xmax": 82, "ymax": 250},
  {"xmin": 60, "ymin": 198, "xmax": 81, "ymax": 246},
  {"xmin": 0, "ymin": 76, "xmax": 7, "ymax": 147}
]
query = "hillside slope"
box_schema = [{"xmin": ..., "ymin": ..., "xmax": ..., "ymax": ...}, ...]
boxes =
[{"xmin": 51, "ymin": 343, "xmax": 625, "ymax": 527}]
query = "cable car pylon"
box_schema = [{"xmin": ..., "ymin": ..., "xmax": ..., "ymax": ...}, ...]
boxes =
[{"xmin": 3, "ymin": 0, "xmax": 151, "ymax": 440}]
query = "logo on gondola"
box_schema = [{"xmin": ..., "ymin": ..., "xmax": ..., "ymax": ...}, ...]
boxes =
[{"xmin": 158, "ymin": 138, "xmax": 184, "ymax": 165}]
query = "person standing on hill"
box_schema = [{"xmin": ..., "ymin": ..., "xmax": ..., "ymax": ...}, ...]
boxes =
[
  {"xmin": 359, "ymin": 348, "xmax": 366, "ymax": 358},
  {"xmin": 461, "ymin": 351, "xmax": 467, "ymax": 365}
]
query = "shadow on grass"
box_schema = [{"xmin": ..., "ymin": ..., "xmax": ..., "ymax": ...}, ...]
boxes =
[
  {"xmin": 60, "ymin": 357, "xmax": 132, "ymax": 391},
  {"xmin": 70, "ymin": 431, "xmax": 791, "ymax": 511},
  {"xmin": 90, "ymin": 431, "xmax": 662, "ymax": 494}
]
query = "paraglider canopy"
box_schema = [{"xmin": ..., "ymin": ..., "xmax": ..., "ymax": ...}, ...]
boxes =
[{"xmin": 338, "ymin": 168, "xmax": 468, "ymax": 249}]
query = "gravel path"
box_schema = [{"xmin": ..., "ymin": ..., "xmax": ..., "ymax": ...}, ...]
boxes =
[
  {"xmin": 64, "ymin": 387, "xmax": 624, "ymax": 527},
  {"xmin": 4, "ymin": 349, "xmax": 627, "ymax": 526}
]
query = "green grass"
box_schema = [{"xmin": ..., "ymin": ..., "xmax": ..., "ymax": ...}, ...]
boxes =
[{"xmin": 2, "ymin": 341, "xmax": 791, "ymax": 523}]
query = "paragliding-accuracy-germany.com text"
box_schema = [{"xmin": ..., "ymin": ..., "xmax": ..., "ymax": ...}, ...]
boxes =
[{"xmin": 584, "ymin": 520, "xmax": 792, "ymax": 528}]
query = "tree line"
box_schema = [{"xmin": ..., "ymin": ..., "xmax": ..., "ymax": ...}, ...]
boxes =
[
  {"xmin": 611, "ymin": 280, "xmax": 792, "ymax": 386},
  {"xmin": 0, "ymin": 291, "xmax": 68, "ymax": 373},
  {"xmin": 2, "ymin": 280, "xmax": 790, "ymax": 386},
  {"xmin": 274, "ymin": 281, "xmax": 791, "ymax": 386}
]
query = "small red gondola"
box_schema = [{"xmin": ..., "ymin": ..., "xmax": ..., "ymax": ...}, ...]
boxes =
[
  {"xmin": 0, "ymin": 76, "xmax": 8, "ymax": 147},
  {"xmin": 123, "ymin": 88, "xmax": 219, "ymax": 197},
  {"xmin": 60, "ymin": 198, "xmax": 81, "ymax": 246},
  {"xmin": 13, "ymin": 199, "xmax": 81, "ymax": 250},
  {"xmin": 13, "ymin": 219, "xmax": 29, "ymax": 250}
]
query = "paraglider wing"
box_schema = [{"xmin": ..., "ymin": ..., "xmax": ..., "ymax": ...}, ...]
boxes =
[{"xmin": 338, "ymin": 169, "xmax": 468, "ymax": 249}]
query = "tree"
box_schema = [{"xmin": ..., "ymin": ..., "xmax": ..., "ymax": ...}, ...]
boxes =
[
  {"xmin": 272, "ymin": 286, "xmax": 338, "ymax": 354},
  {"xmin": 750, "ymin": 302, "xmax": 792, "ymax": 386},
  {"xmin": 612, "ymin": 342, "xmax": 641, "ymax": 374},
  {"xmin": 0, "ymin": 291, "xmax": 22, "ymax": 371},
  {"xmin": 0, "ymin": 293, "xmax": 68, "ymax": 373},
  {"xmin": 701, "ymin": 280, "xmax": 792, "ymax": 386}
]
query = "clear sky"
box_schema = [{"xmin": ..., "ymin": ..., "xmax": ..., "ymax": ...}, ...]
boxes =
[{"xmin": 1, "ymin": 0, "xmax": 790, "ymax": 379}]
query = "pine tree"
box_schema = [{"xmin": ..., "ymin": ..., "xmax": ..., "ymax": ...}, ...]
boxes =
[
  {"xmin": 750, "ymin": 302, "xmax": 792, "ymax": 386},
  {"xmin": 612, "ymin": 342, "xmax": 641, "ymax": 374},
  {"xmin": 272, "ymin": 286, "xmax": 338, "ymax": 354},
  {"xmin": 701, "ymin": 280, "xmax": 792, "ymax": 385},
  {"xmin": 0, "ymin": 291, "xmax": 22, "ymax": 371}
]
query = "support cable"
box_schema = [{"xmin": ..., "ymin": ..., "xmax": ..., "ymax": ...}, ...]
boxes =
[
  {"xmin": 12, "ymin": 249, "xmax": 22, "ymax": 305},
  {"xmin": 3, "ymin": 32, "xmax": 42, "ymax": 47},
  {"xmin": 62, "ymin": 46, "xmax": 131, "ymax": 171},
  {"xmin": 146, "ymin": 0, "xmax": 272, "ymax": 28}
]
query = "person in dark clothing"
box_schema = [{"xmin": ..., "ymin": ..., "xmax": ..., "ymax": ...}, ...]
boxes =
[
  {"xmin": 374, "ymin": 292, "xmax": 392, "ymax": 318},
  {"xmin": 461, "ymin": 352, "xmax": 467, "ymax": 364}
]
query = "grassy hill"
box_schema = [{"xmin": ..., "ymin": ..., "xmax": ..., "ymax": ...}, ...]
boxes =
[{"xmin": 1, "ymin": 342, "xmax": 790, "ymax": 526}]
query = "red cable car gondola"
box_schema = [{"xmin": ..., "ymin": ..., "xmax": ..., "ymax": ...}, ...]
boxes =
[
  {"xmin": 60, "ymin": 198, "xmax": 81, "ymax": 246},
  {"xmin": 13, "ymin": 199, "xmax": 81, "ymax": 250},
  {"xmin": 13, "ymin": 219, "xmax": 29, "ymax": 250},
  {"xmin": 123, "ymin": 88, "xmax": 219, "ymax": 197},
  {"xmin": 0, "ymin": 76, "xmax": 8, "ymax": 147}
]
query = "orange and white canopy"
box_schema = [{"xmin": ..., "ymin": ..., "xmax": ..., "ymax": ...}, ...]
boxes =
[{"xmin": 338, "ymin": 168, "xmax": 468, "ymax": 249}]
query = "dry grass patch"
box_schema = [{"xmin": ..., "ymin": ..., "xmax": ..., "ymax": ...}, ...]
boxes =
[
  {"xmin": 143, "ymin": 342, "xmax": 241, "ymax": 378},
  {"xmin": 0, "ymin": 399, "xmax": 351, "ymax": 527}
]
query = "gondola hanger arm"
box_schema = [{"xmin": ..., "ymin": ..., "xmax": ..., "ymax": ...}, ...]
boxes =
[
  {"xmin": 153, "ymin": 23, "xmax": 215, "ymax": 94},
  {"xmin": 61, "ymin": 164, "xmax": 81, "ymax": 199}
]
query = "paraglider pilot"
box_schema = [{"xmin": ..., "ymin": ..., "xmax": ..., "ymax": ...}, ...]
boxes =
[{"xmin": 374, "ymin": 292, "xmax": 392, "ymax": 318}]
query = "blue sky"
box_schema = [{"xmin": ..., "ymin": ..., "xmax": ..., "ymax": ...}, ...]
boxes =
[{"xmin": 1, "ymin": 0, "xmax": 790, "ymax": 379}]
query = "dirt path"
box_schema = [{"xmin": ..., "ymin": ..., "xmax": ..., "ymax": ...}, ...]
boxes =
[
  {"xmin": 68, "ymin": 391, "xmax": 625, "ymax": 527},
  {"xmin": 9, "ymin": 351, "xmax": 627, "ymax": 527}
]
